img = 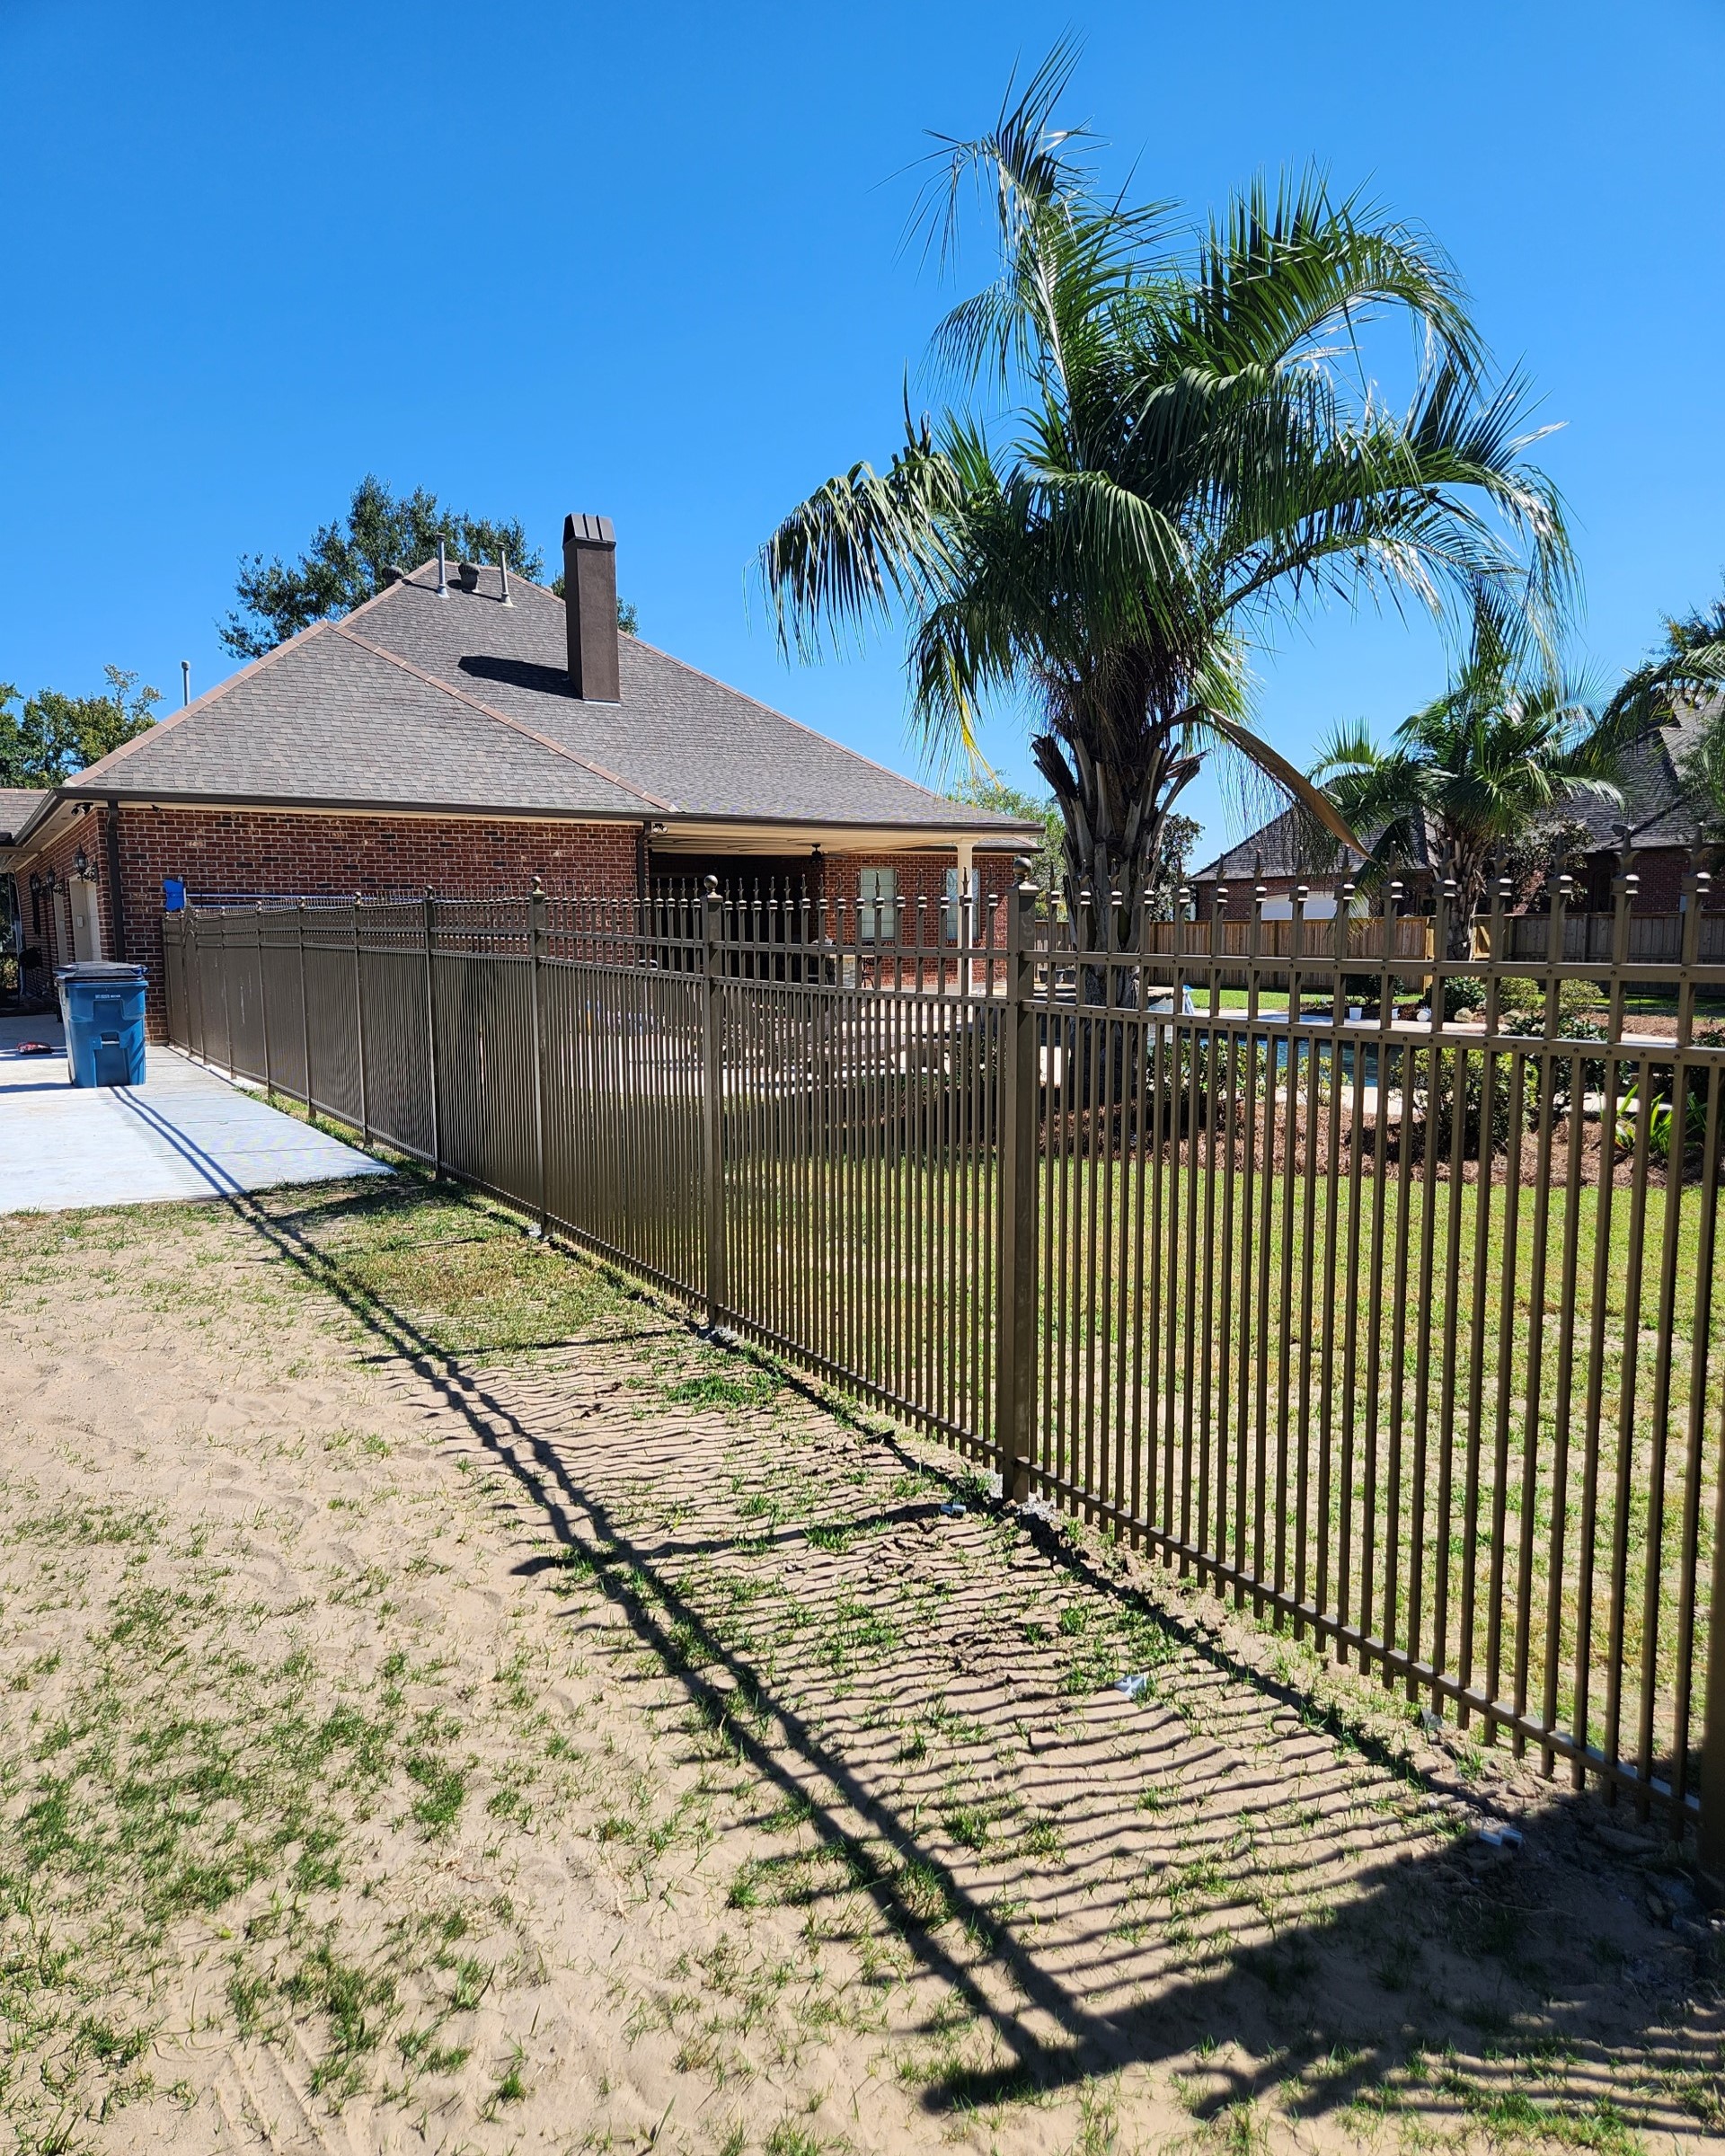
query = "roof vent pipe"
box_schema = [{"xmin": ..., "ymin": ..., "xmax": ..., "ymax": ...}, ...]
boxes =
[
  {"xmin": 181, "ymin": 660, "xmax": 190, "ymax": 709},
  {"xmin": 499, "ymin": 547, "xmax": 513, "ymax": 606},
  {"xmin": 437, "ymin": 536, "xmax": 448, "ymax": 597},
  {"xmin": 562, "ymin": 513, "xmax": 619, "ymax": 702}
]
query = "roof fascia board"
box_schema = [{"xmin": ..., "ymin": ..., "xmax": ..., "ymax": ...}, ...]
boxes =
[
  {"xmin": 56, "ymin": 788, "xmax": 659, "ymax": 826},
  {"xmin": 647, "ymin": 817, "xmax": 1041, "ymax": 852},
  {"xmin": 57, "ymin": 787, "xmax": 1039, "ymax": 844},
  {"xmin": 0, "ymin": 790, "xmax": 64, "ymax": 851},
  {"xmin": 0, "ymin": 791, "xmax": 86, "ymax": 858}
]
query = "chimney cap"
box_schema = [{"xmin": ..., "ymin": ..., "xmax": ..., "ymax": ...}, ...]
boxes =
[{"xmin": 563, "ymin": 512, "xmax": 615, "ymax": 550}]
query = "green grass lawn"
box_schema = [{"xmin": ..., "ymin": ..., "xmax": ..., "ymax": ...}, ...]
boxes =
[{"xmin": 715, "ymin": 1101, "xmax": 1720, "ymax": 1807}]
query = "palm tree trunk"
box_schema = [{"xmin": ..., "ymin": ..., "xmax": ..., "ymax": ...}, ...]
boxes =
[{"xmin": 1032, "ymin": 727, "xmax": 1184, "ymax": 960}]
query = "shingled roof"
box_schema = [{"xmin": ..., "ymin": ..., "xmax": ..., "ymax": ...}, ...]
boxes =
[
  {"xmin": 1191, "ymin": 804, "xmax": 1441, "ymax": 886},
  {"xmin": 4, "ymin": 563, "xmax": 1026, "ymax": 849},
  {"xmin": 0, "ymin": 789, "xmax": 48, "ymax": 844},
  {"xmin": 1560, "ymin": 696, "xmax": 1721, "ymax": 853}
]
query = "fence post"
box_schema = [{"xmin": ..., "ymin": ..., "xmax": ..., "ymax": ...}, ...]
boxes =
[
  {"xmin": 351, "ymin": 893, "xmax": 369, "ymax": 1143},
  {"xmin": 188, "ymin": 906, "xmax": 202, "ymax": 1060},
  {"xmin": 994, "ymin": 862, "xmax": 1039, "ymax": 1504},
  {"xmin": 297, "ymin": 902, "xmax": 312, "ymax": 1112},
  {"xmin": 1693, "ymin": 862, "xmax": 1725, "ymax": 1869},
  {"xmin": 702, "ymin": 874, "xmax": 726, "ymax": 1330},
  {"xmin": 423, "ymin": 888, "xmax": 442, "ymax": 1177},
  {"xmin": 220, "ymin": 910, "xmax": 236, "ymax": 1080},
  {"xmin": 256, "ymin": 902, "xmax": 272, "ymax": 1096},
  {"xmin": 528, "ymin": 879, "xmax": 548, "ymax": 1233}
]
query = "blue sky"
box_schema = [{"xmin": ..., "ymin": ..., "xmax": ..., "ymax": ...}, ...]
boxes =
[{"xmin": 2, "ymin": 0, "xmax": 1721, "ymax": 860}]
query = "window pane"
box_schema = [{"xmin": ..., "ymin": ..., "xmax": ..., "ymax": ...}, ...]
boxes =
[{"xmin": 859, "ymin": 866, "xmax": 897, "ymax": 943}]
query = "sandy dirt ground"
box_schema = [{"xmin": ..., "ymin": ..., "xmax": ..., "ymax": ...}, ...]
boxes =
[{"xmin": 1, "ymin": 1169, "xmax": 1721, "ymax": 2156}]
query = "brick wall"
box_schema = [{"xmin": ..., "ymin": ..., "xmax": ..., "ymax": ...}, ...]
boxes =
[
  {"xmin": 1607, "ymin": 847, "xmax": 1689, "ymax": 912},
  {"xmin": 16, "ymin": 812, "xmax": 117, "ymax": 1000},
  {"xmin": 827, "ymin": 848, "xmax": 1020, "ymax": 931},
  {"xmin": 12, "ymin": 804, "xmax": 1027, "ymax": 1040},
  {"xmin": 105, "ymin": 808, "xmax": 639, "ymax": 1037}
]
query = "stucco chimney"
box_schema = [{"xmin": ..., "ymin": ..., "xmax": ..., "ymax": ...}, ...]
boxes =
[{"xmin": 562, "ymin": 513, "xmax": 620, "ymax": 702}]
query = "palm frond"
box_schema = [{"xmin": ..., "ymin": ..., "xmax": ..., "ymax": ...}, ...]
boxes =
[
  {"xmin": 1600, "ymin": 640, "xmax": 1725, "ymax": 736},
  {"xmin": 909, "ymin": 35, "xmax": 1091, "ymax": 277},
  {"xmin": 1201, "ymin": 712, "xmax": 1361, "ymax": 851}
]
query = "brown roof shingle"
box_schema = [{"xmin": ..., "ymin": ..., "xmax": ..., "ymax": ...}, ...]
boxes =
[
  {"xmin": 51, "ymin": 561, "xmax": 1031, "ymax": 843},
  {"xmin": 0, "ymin": 788, "xmax": 49, "ymax": 843}
]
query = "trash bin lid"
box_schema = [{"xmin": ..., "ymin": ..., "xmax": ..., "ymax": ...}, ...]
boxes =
[{"xmin": 54, "ymin": 961, "xmax": 146, "ymax": 982}]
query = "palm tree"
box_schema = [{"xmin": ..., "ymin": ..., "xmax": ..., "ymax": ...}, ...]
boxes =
[
  {"xmin": 1606, "ymin": 589, "xmax": 1725, "ymax": 736},
  {"xmin": 1608, "ymin": 588, "xmax": 1725, "ymax": 853},
  {"xmin": 757, "ymin": 44, "xmax": 1572, "ymax": 952},
  {"xmin": 1310, "ymin": 604, "xmax": 1624, "ymax": 957}
]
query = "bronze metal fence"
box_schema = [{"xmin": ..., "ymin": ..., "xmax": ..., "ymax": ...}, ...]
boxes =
[{"xmin": 161, "ymin": 865, "xmax": 1725, "ymax": 1860}]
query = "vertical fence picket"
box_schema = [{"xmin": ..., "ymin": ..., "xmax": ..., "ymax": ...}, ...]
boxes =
[
  {"xmin": 702, "ymin": 877, "xmax": 726, "ymax": 1330},
  {"xmin": 350, "ymin": 895, "xmax": 369, "ymax": 1143},
  {"xmin": 995, "ymin": 864, "xmax": 1037, "ymax": 1503},
  {"xmin": 423, "ymin": 890, "xmax": 441, "ymax": 1175},
  {"xmin": 257, "ymin": 902, "xmax": 273, "ymax": 1095}
]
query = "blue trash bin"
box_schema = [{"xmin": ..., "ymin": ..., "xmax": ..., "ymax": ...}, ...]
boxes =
[{"xmin": 56, "ymin": 962, "xmax": 148, "ymax": 1088}]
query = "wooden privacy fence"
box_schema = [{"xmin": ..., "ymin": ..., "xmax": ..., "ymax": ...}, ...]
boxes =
[
  {"xmin": 163, "ymin": 869, "xmax": 1725, "ymax": 1861},
  {"xmin": 1495, "ymin": 909, "xmax": 1725, "ymax": 965}
]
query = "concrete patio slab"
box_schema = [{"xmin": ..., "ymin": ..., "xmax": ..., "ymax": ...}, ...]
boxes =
[{"xmin": 0, "ymin": 1016, "xmax": 388, "ymax": 1215}]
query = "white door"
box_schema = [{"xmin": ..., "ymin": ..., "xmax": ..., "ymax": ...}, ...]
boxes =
[{"xmin": 70, "ymin": 880, "xmax": 102, "ymax": 961}]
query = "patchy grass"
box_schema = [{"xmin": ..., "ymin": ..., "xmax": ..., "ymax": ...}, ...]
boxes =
[{"xmin": 0, "ymin": 1173, "xmax": 1714, "ymax": 2154}]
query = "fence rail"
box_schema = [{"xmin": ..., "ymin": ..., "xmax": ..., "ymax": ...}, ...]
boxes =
[{"xmin": 163, "ymin": 865, "xmax": 1725, "ymax": 1862}]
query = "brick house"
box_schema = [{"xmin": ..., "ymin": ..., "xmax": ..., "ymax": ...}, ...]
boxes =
[
  {"xmin": 1191, "ymin": 699, "xmax": 1724, "ymax": 924},
  {"xmin": 1190, "ymin": 806, "xmax": 1441, "ymax": 923},
  {"xmin": 1, "ymin": 517, "xmax": 1036, "ymax": 1035}
]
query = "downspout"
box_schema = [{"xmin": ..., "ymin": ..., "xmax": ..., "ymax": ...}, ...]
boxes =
[{"xmin": 103, "ymin": 800, "xmax": 128, "ymax": 962}]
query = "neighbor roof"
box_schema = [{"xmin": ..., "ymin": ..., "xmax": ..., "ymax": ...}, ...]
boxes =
[
  {"xmin": 0, "ymin": 789, "xmax": 48, "ymax": 844},
  {"xmin": 1190, "ymin": 700, "xmax": 1723, "ymax": 889},
  {"xmin": 1560, "ymin": 696, "xmax": 1721, "ymax": 853},
  {"xmin": 1191, "ymin": 804, "xmax": 1441, "ymax": 887},
  {"xmin": 10, "ymin": 563, "xmax": 1028, "ymax": 848}
]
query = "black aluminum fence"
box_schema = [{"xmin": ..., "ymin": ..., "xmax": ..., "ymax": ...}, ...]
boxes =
[{"xmin": 162, "ymin": 867, "xmax": 1725, "ymax": 1860}]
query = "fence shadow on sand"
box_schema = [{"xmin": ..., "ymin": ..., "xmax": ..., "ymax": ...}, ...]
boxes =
[{"xmin": 226, "ymin": 1172, "xmax": 1725, "ymax": 2145}]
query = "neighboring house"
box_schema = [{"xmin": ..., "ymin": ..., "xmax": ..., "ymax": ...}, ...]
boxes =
[
  {"xmin": 0, "ymin": 517, "xmax": 1036, "ymax": 1033},
  {"xmin": 1555, "ymin": 697, "xmax": 1719, "ymax": 912},
  {"xmin": 1192, "ymin": 698, "xmax": 1725, "ymax": 923},
  {"xmin": 1190, "ymin": 805, "xmax": 1441, "ymax": 923},
  {"xmin": 0, "ymin": 789, "xmax": 58, "ymax": 976}
]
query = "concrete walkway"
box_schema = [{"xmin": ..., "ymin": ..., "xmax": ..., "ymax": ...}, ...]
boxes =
[{"xmin": 0, "ymin": 1016, "xmax": 387, "ymax": 1215}]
